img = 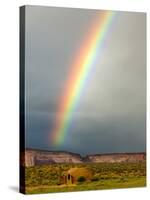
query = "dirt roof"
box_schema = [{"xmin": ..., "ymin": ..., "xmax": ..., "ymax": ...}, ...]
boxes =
[{"xmin": 67, "ymin": 167, "xmax": 93, "ymax": 179}]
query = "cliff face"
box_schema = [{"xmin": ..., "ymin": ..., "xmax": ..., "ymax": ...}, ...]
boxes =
[
  {"xmin": 84, "ymin": 153, "xmax": 146, "ymax": 163},
  {"xmin": 22, "ymin": 149, "xmax": 146, "ymax": 167},
  {"xmin": 23, "ymin": 149, "xmax": 83, "ymax": 166}
]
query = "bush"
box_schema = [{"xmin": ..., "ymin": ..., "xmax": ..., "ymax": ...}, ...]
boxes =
[
  {"xmin": 77, "ymin": 176, "xmax": 86, "ymax": 182},
  {"xmin": 91, "ymin": 177, "xmax": 99, "ymax": 181}
]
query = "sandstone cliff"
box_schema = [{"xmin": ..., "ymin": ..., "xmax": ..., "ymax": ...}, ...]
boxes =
[
  {"xmin": 23, "ymin": 149, "xmax": 83, "ymax": 166},
  {"xmin": 83, "ymin": 153, "xmax": 146, "ymax": 163},
  {"xmin": 22, "ymin": 149, "xmax": 146, "ymax": 167}
]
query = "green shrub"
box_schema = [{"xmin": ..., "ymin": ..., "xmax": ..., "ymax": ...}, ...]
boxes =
[
  {"xmin": 91, "ymin": 176, "xmax": 99, "ymax": 181},
  {"xmin": 77, "ymin": 176, "xmax": 86, "ymax": 182}
]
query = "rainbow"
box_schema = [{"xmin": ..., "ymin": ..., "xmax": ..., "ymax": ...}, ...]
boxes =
[{"xmin": 50, "ymin": 10, "xmax": 116, "ymax": 146}]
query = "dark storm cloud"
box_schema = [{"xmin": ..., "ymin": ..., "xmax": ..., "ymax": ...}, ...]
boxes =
[{"xmin": 25, "ymin": 6, "xmax": 146, "ymax": 154}]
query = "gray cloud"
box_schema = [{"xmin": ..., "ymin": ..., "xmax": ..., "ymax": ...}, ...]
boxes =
[{"xmin": 25, "ymin": 6, "xmax": 146, "ymax": 155}]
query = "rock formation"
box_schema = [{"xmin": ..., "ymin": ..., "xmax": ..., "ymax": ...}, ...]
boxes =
[
  {"xmin": 22, "ymin": 149, "xmax": 82, "ymax": 166},
  {"xmin": 22, "ymin": 148, "xmax": 146, "ymax": 167},
  {"xmin": 84, "ymin": 153, "xmax": 146, "ymax": 163}
]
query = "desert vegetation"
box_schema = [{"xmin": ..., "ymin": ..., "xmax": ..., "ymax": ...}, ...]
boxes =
[{"xmin": 25, "ymin": 162, "xmax": 146, "ymax": 194}]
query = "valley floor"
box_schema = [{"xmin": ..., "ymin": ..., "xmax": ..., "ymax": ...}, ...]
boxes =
[
  {"xmin": 24, "ymin": 162, "xmax": 146, "ymax": 194},
  {"xmin": 26, "ymin": 176, "xmax": 146, "ymax": 194}
]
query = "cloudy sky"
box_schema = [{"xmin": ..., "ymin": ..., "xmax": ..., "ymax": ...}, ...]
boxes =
[{"xmin": 25, "ymin": 6, "xmax": 146, "ymax": 155}]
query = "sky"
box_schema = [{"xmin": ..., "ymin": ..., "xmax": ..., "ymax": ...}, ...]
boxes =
[{"xmin": 25, "ymin": 6, "xmax": 146, "ymax": 155}]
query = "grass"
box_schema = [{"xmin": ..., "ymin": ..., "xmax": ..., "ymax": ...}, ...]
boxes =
[
  {"xmin": 26, "ymin": 177, "xmax": 146, "ymax": 194},
  {"xmin": 24, "ymin": 162, "xmax": 146, "ymax": 194}
]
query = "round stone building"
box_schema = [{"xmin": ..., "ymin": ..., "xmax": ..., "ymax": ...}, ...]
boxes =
[{"xmin": 62, "ymin": 167, "xmax": 93, "ymax": 184}]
